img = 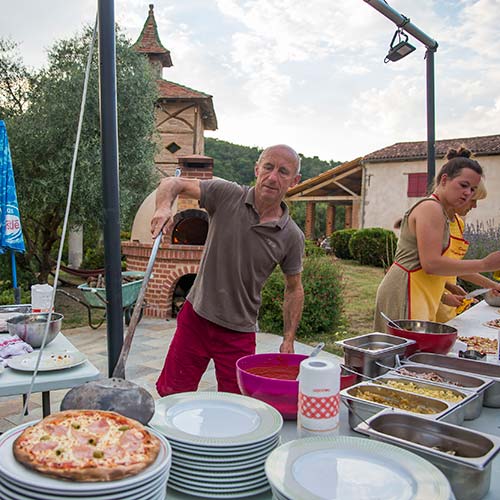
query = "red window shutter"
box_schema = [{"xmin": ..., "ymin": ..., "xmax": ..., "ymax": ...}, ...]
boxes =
[{"xmin": 407, "ymin": 173, "xmax": 428, "ymax": 197}]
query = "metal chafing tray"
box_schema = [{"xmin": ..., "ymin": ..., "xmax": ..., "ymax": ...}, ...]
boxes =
[
  {"xmin": 336, "ymin": 332, "xmax": 415, "ymax": 379},
  {"xmin": 340, "ymin": 382, "xmax": 463, "ymax": 430},
  {"xmin": 404, "ymin": 353, "xmax": 500, "ymax": 408},
  {"xmin": 356, "ymin": 410, "xmax": 500, "ymax": 500},
  {"xmin": 373, "ymin": 373, "xmax": 478, "ymax": 422}
]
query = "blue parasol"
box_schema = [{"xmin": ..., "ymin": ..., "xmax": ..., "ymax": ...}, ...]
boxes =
[{"xmin": 0, "ymin": 120, "xmax": 25, "ymax": 303}]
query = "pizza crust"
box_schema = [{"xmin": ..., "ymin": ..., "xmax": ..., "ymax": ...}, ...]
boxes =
[{"xmin": 13, "ymin": 410, "xmax": 161, "ymax": 482}]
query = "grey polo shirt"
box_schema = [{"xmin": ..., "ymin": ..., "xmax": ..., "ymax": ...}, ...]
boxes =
[{"xmin": 186, "ymin": 179, "xmax": 304, "ymax": 332}]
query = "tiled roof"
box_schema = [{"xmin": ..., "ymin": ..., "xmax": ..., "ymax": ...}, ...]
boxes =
[
  {"xmin": 133, "ymin": 4, "xmax": 172, "ymax": 67},
  {"xmin": 157, "ymin": 80, "xmax": 218, "ymax": 131},
  {"xmin": 363, "ymin": 134, "xmax": 500, "ymax": 162}
]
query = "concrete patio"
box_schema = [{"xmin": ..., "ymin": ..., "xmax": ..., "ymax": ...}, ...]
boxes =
[{"xmin": 0, "ymin": 317, "xmax": 340, "ymax": 431}]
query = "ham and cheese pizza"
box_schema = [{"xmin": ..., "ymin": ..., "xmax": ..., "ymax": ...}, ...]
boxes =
[{"xmin": 13, "ymin": 410, "xmax": 160, "ymax": 481}]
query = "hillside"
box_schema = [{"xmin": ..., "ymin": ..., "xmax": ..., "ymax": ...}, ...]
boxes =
[{"xmin": 205, "ymin": 138, "xmax": 341, "ymax": 185}]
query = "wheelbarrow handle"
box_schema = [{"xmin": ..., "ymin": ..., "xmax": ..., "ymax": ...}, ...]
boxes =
[{"xmin": 112, "ymin": 231, "xmax": 164, "ymax": 379}]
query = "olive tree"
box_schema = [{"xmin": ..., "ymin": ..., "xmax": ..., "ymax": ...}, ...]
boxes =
[{"xmin": 1, "ymin": 27, "xmax": 159, "ymax": 281}]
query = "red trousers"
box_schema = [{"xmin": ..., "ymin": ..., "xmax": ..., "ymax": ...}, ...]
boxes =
[{"xmin": 156, "ymin": 301, "xmax": 256, "ymax": 396}]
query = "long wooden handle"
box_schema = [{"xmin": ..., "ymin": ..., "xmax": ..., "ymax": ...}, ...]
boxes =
[{"xmin": 112, "ymin": 232, "xmax": 163, "ymax": 379}]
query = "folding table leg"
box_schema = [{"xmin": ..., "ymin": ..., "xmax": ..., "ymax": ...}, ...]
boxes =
[{"xmin": 42, "ymin": 392, "xmax": 51, "ymax": 417}]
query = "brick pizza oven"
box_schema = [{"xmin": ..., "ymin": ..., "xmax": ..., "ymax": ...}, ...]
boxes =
[{"xmin": 122, "ymin": 155, "xmax": 213, "ymax": 318}]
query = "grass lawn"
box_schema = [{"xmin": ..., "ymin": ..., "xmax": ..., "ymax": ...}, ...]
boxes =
[{"xmin": 50, "ymin": 260, "xmax": 384, "ymax": 356}]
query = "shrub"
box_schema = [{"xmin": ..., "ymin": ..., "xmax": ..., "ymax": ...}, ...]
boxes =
[
  {"xmin": 349, "ymin": 227, "xmax": 397, "ymax": 268},
  {"xmin": 81, "ymin": 246, "xmax": 105, "ymax": 270},
  {"xmin": 329, "ymin": 229, "xmax": 357, "ymax": 259},
  {"xmin": 304, "ymin": 240, "xmax": 325, "ymax": 257},
  {"xmin": 259, "ymin": 256, "xmax": 344, "ymax": 339},
  {"xmin": 0, "ymin": 287, "xmax": 30, "ymax": 305}
]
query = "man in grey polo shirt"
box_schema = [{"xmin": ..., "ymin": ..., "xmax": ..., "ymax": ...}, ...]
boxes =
[{"xmin": 151, "ymin": 144, "xmax": 305, "ymax": 396}]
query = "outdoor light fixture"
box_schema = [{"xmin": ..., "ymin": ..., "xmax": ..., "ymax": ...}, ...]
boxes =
[{"xmin": 384, "ymin": 28, "xmax": 416, "ymax": 63}]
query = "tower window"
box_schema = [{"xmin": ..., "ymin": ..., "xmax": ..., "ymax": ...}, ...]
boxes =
[{"xmin": 166, "ymin": 142, "xmax": 181, "ymax": 154}]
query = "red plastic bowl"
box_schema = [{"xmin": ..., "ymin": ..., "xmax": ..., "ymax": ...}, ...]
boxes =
[
  {"xmin": 387, "ymin": 320, "xmax": 457, "ymax": 355},
  {"xmin": 236, "ymin": 353, "xmax": 356, "ymax": 420}
]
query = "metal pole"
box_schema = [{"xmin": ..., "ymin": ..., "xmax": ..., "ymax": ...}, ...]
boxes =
[
  {"xmin": 426, "ymin": 49, "xmax": 436, "ymax": 187},
  {"xmin": 97, "ymin": 0, "xmax": 124, "ymax": 376}
]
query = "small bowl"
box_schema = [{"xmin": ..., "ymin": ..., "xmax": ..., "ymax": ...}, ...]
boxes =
[
  {"xmin": 6, "ymin": 313, "xmax": 63, "ymax": 348},
  {"xmin": 387, "ymin": 320, "xmax": 457, "ymax": 355},
  {"xmin": 236, "ymin": 353, "xmax": 354, "ymax": 419},
  {"xmin": 484, "ymin": 290, "xmax": 500, "ymax": 307}
]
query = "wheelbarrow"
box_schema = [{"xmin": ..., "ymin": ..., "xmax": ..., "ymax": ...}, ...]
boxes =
[{"xmin": 57, "ymin": 271, "xmax": 147, "ymax": 329}]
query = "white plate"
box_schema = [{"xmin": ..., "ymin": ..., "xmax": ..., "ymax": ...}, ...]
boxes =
[
  {"xmin": 0, "ymin": 422, "xmax": 171, "ymax": 496},
  {"xmin": 173, "ymin": 451, "xmax": 268, "ymax": 471},
  {"xmin": 170, "ymin": 468, "xmax": 267, "ymax": 487},
  {"xmin": 149, "ymin": 392, "xmax": 282, "ymax": 447},
  {"xmin": 266, "ymin": 436, "xmax": 452, "ymax": 500},
  {"xmin": 169, "ymin": 474, "xmax": 270, "ymax": 492},
  {"xmin": 170, "ymin": 463, "xmax": 267, "ymax": 481},
  {"xmin": 7, "ymin": 350, "xmax": 87, "ymax": 371},
  {"xmin": 168, "ymin": 480, "xmax": 271, "ymax": 499},
  {"xmin": 169, "ymin": 434, "xmax": 280, "ymax": 455},
  {"xmin": 0, "ymin": 475, "xmax": 168, "ymax": 500}
]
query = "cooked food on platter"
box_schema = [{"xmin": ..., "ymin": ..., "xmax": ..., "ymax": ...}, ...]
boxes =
[
  {"xmin": 13, "ymin": 410, "xmax": 160, "ymax": 481},
  {"xmin": 375, "ymin": 379, "xmax": 465, "ymax": 402},
  {"xmin": 397, "ymin": 367, "xmax": 464, "ymax": 387},
  {"xmin": 351, "ymin": 388, "xmax": 440, "ymax": 414},
  {"xmin": 458, "ymin": 336, "xmax": 498, "ymax": 355},
  {"xmin": 483, "ymin": 318, "xmax": 500, "ymax": 330}
]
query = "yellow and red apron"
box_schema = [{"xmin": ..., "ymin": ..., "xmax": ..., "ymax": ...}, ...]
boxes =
[{"xmin": 435, "ymin": 215, "xmax": 469, "ymax": 322}]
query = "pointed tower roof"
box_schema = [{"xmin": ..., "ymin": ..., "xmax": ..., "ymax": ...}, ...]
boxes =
[{"xmin": 133, "ymin": 4, "xmax": 172, "ymax": 68}]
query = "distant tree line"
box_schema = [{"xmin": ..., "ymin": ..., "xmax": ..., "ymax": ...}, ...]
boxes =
[{"xmin": 205, "ymin": 138, "xmax": 343, "ymax": 236}]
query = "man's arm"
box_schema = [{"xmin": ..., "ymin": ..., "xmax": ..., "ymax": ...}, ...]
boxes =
[
  {"xmin": 280, "ymin": 273, "xmax": 304, "ymax": 354},
  {"xmin": 151, "ymin": 177, "xmax": 201, "ymax": 238}
]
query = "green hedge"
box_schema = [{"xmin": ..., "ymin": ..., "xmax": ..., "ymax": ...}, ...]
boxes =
[
  {"xmin": 329, "ymin": 229, "xmax": 357, "ymax": 259},
  {"xmin": 348, "ymin": 227, "xmax": 397, "ymax": 267},
  {"xmin": 304, "ymin": 240, "xmax": 325, "ymax": 257},
  {"xmin": 259, "ymin": 256, "xmax": 344, "ymax": 339}
]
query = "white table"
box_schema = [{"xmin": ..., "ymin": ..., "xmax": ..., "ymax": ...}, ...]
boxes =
[
  {"xmin": 0, "ymin": 332, "xmax": 100, "ymax": 416},
  {"xmin": 166, "ymin": 301, "xmax": 500, "ymax": 500}
]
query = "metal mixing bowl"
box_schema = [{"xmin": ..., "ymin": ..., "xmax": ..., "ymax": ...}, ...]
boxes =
[
  {"xmin": 484, "ymin": 290, "xmax": 500, "ymax": 307},
  {"xmin": 6, "ymin": 313, "xmax": 63, "ymax": 348}
]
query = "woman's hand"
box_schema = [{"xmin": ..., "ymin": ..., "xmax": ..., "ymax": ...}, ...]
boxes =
[{"xmin": 441, "ymin": 293, "xmax": 466, "ymax": 307}]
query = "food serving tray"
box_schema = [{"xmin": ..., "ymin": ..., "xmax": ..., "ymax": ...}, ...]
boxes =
[
  {"xmin": 340, "ymin": 382, "xmax": 462, "ymax": 431},
  {"xmin": 356, "ymin": 410, "xmax": 500, "ymax": 500},
  {"xmin": 336, "ymin": 333, "xmax": 415, "ymax": 379},
  {"xmin": 373, "ymin": 374, "xmax": 478, "ymax": 421},
  {"xmin": 404, "ymin": 353, "xmax": 500, "ymax": 408}
]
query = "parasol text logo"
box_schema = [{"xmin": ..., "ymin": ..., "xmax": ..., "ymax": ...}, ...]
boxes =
[{"xmin": 4, "ymin": 204, "xmax": 22, "ymax": 241}]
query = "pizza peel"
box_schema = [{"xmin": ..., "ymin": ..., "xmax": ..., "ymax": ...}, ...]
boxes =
[{"xmin": 60, "ymin": 232, "xmax": 164, "ymax": 425}]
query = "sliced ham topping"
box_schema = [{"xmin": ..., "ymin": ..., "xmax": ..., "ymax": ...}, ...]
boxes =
[
  {"xmin": 88, "ymin": 418, "xmax": 110, "ymax": 434},
  {"xmin": 73, "ymin": 445, "xmax": 94, "ymax": 460},
  {"xmin": 119, "ymin": 430, "xmax": 142, "ymax": 451},
  {"xmin": 44, "ymin": 424, "xmax": 68, "ymax": 437},
  {"xmin": 32, "ymin": 441, "xmax": 58, "ymax": 452},
  {"xmin": 71, "ymin": 428, "xmax": 94, "ymax": 445}
]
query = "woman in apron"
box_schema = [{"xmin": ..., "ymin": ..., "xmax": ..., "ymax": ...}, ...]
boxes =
[{"xmin": 374, "ymin": 148, "xmax": 500, "ymax": 332}]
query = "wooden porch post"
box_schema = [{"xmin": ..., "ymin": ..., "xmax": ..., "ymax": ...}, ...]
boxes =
[
  {"xmin": 305, "ymin": 201, "xmax": 316, "ymax": 239},
  {"xmin": 326, "ymin": 204, "xmax": 336, "ymax": 236},
  {"xmin": 344, "ymin": 205, "xmax": 352, "ymax": 229}
]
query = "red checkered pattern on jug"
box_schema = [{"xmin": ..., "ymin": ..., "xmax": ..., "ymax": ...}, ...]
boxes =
[{"xmin": 298, "ymin": 393, "xmax": 340, "ymax": 419}]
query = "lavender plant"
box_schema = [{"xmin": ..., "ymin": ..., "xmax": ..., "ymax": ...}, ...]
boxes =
[{"xmin": 463, "ymin": 219, "xmax": 500, "ymax": 281}]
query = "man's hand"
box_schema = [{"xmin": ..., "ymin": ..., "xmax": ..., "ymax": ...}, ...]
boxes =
[
  {"xmin": 279, "ymin": 338, "xmax": 294, "ymax": 354},
  {"xmin": 151, "ymin": 207, "xmax": 173, "ymax": 239}
]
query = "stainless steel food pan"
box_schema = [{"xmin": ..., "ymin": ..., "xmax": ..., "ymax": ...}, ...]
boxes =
[
  {"xmin": 356, "ymin": 410, "xmax": 500, "ymax": 500},
  {"xmin": 336, "ymin": 333, "xmax": 415, "ymax": 379},
  {"xmin": 405, "ymin": 353, "xmax": 500, "ymax": 408},
  {"xmin": 374, "ymin": 374, "xmax": 477, "ymax": 423},
  {"xmin": 340, "ymin": 382, "xmax": 460, "ymax": 430}
]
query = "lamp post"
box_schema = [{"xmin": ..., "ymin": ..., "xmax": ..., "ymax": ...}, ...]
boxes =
[{"xmin": 363, "ymin": 0, "xmax": 438, "ymax": 186}]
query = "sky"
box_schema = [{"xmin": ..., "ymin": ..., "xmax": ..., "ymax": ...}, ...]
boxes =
[{"xmin": 1, "ymin": 0, "xmax": 500, "ymax": 162}]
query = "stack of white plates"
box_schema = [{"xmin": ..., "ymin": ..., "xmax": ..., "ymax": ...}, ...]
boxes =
[
  {"xmin": 0, "ymin": 421, "xmax": 171, "ymax": 500},
  {"xmin": 149, "ymin": 391, "xmax": 283, "ymax": 499},
  {"xmin": 266, "ymin": 436, "xmax": 453, "ymax": 500}
]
